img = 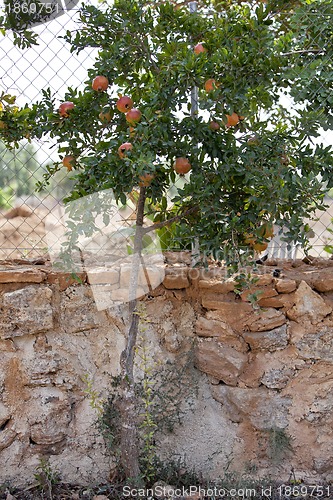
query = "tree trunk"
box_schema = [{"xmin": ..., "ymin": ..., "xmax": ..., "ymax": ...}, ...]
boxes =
[{"xmin": 118, "ymin": 186, "xmax": 146, "ymax": 483}]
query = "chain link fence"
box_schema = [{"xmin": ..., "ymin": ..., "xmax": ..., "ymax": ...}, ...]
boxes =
[
  {"xmin": 0, "ymin": 0, "xmax": 333, "ymax": 262},
  {"xmin": 0, "ymin": 0, "xmax": 96, "ymax": 259}
]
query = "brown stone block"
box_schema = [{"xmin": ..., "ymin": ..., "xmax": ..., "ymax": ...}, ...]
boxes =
[
  {"xmin": 195, "ymin": 316, "xmax": 247, "ymax": 352},
  {"xmin": 163, "ymin": 267, "xmax": 189, "ymax": 289},
  {"xmin": 248, "ymin": 308, "xmax": 286, "ymax": 332},
  {"xmin": 256, "ymin": 274, "xmax": 274, "ymax": 286},
  {"xmin": 164, "ymin": 251, "xmax": 192, "ymax": 265},
  {"xmin": 258, "ymin": 294, "xmax": 295, "ymax": 309},
  {"xmin": 287, "ymin": 280, "xmax": 332, "ymax": 324},
  {"xmin": 195, "ymin": 316, "xmax": 234, "ymax": 337},
  {"xmin": 274, "ymin": 278, "xmax": 297, "ymax": 294},
  {"xmin": 239, "ymin": 353, "xmax": 264, "ymax": 388},
  {"xmin": 192, "ymin": 267, "xmax": 226, "ymax": 281},
  {"xmin": 47, "ymin": 271, "xmax": 86, "ymax": 290},
  {"xmin": 204, "ymin": 303, "xmax": 254, "ymax": 333},
  {"xmin": 198, "ymin": 279, "xmax": 235, "ymax": 293},
  {"xmin": 194, "ymin": 338, "xmax": 247, "ymax": 386},
  {"xmin": 242, "ymin": 324, "xmax": 288, "ymax": 352},
  {"xmin": 1, "ymin": 286, "xmax": 53, "ymax": 338},
  {"xmin": 313, "ymin": 277, "xmax": 333, "ymax": 293},
  {"xmin": 241, "ymin": 285, "xmax": 278, "ymax": 302},
  {"xmin": 0, "ymin": 267, "xmax": 45, "ymax": 283}
]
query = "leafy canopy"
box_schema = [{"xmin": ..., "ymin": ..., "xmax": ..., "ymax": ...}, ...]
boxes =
[{"xmin": 4, "ymin": 0, "xmax": 333, "ymax": 259}]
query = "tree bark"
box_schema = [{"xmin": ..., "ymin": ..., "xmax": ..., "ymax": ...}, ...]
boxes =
[{"xmin": 118, "ymin": 186, "xmax": 146, "ymax": 483}]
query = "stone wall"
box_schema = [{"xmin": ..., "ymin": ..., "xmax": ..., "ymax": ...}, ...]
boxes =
[{"xmin": 1, "ymin": 253, "xmax": 333, "ymax": 486}]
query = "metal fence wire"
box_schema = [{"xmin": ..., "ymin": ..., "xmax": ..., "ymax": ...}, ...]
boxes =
[{"xmin": 0, "ymin": 0, "xmax": 333, "ymax": 262}]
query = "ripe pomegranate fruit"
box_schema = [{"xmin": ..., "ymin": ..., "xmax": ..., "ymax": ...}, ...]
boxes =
[
  {"xmin": 126, "ymin": 108, "xmax": 142, "ymax": 125},
  {"xmin": 99, "ymin": 109, "xmax": 112, "ymax": 124},
  {"xmin": 225, "ymin": 112, "xmax": 239, "ymax": 128},
  {"xmin": 194, "ymin": 43, "xmax": 206, "ymax": 54},
  {"xmin": 173, "ymin": 157, "xmax": 192, "ymax": 175},
  {"xmin": 139, "ymin": 173, "xmax": 155, "ymax": 187},
  {"xmin": 92, "ymin": 75, "xmax": 109, "ymax": 92},
  {"xmin": 118, "ymin": 142, "xmax": 133, "ymax": 158},
  {"xmin": 204, "ymin": 79, "xmax": 218, "ymax": 92},
  {"xmin": 209, "ymin": 121, "xmax": 220, "ymax": 131},
  {"xmin": 62, "ymin": 155, "xmax": 76, "ymax": 171},
  {"xmin": 59, "ymin": 101, "xmax": 75, "ymax": 117},
  {"xmin": 116, "ymin": 96, "xmax": 134, "ymax": 113}
]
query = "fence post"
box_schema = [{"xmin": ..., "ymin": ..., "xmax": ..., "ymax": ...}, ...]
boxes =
[{"xmin": 189, "ymin": 1, "xmax": 201, "ymax": 267}]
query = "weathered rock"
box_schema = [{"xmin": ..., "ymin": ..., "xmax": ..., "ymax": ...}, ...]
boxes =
[
  {"xmin": 163, "ymin": 304, "xmax": 195, "ymax": 351},
  {"xmin": 247, "ymin": 308, "xmax": 286, "ymax": 332},
  {"xmin": 258, "ymin": 294, "xmax": 295, "ymax": 309},
  {"xmin": 207, "ymin": 375, "xmax": 220, "ymax": 385},
  {"xmin": 28, "ymin": 388, "xmax": 71, "ymax": 446},
  {"xmin": 177, "ymin": 302, "xmax": 196, "ymax": 339},
  {"xmin": 0, "ymin": 286, "xmax": 53, "ymax": 338},
  {"xmin": 0, "ymin": 267, "xmax": 45, "ymax": 283},
  {"xmin": 194, "ymin": 339, "xmax": 247, "ymax": 386},
  {"xmin": 261, "ymin": 367, "xmax": 294, "ymax": 390},
  {"xmin": 274, "ymin": 278, "xmax": 297, "ymax": 294},
  {"xmin": 47, "ymin": 271, "xmax": 86, "ymax": 290},
  {"xmin": 240, "ymin": 346, "xmax": 301, "ymax": 389},
  {"xmin": 163, "ymin": 251, "xmax": 191, "ymax": 265},
  {"xmin": 196, "ymin": 316, "xmax": 234, "ymax": 337},
  {"xmin": 256, "ymin": 274, "xmax": 274, "ymax": 286},
  {"xmin": 241, "ymin": 286, "xmax": 278, "ymax": 302},
  {"xmin": 313, "ymin": 456, "xmax": 333, "ymax": 475},
  {"xmin": 282, "ymin": 361, "xmax": 333, "ymax": 424},
  {"xmin": 202, "ymin": 302, "xmax": 254, "ymax": 333},
  {"xmin": 312, "ymin": 270, "xmax": 333, "ymax": 293},
  {"xmin": 211, "ymin": 385, "xmax": 291, "ymax": 430},
  {"xmin": 195, "ymin": 316, "xmax": 247, "ymax": 352},
  {"xmin": 287, "ymin": 280, "xmax": 332, "ymax": 324},
  {"xmin": 87, "ymin": 268, "xmax": 119, "ymax": 285},
  {"xmin": 0, "ymin": 340, "xmax": 16, "ymax": 352},
  {"xmin": 0, "ymin": 428, "xmax": 17, "ymax": 452},
  {"xmin": 163, "ymin": 267, "xmax": 189, "ymax": 289},
  {"xmin": 60, "ymin": 286, "xmax": 105, "ymax": 333},
  {"xmin": 120, "ymin": 263, "xmax": 164, "ymax": 290},
  {"xmin": 28, "ymin": 353, "xmax": 63, "ymax": 386},
  {"xmin": 293, "ymin": 327, "xmax": 333, "ymax": 362},
  {"xmin": 242, "ymin": 324, "xmax": 288, "ymax": 352},
  {"xmin": 0, "ymin": 402, "xmax": 10, "ymax": 427},
  {"xmin": 198, "ymin": 279, "xmax": 235, "ymax": 293}
]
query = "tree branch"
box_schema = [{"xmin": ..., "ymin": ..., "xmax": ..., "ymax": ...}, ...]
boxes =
[
  {"xmin": 281, "ymin": 49, "xmax": 325, "ymax": 57},
  {"xmin": 142, "ymin": 206, "xmax": 198, "ymax": 234},
  {"xmin": 123, "ymin": 28, "xmax": 160, "ymax": 73}
]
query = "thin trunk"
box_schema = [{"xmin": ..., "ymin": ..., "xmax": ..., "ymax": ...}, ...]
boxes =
[{"xmin": 119, "ymin": 186, "xmax": 146, "ymax": 483}]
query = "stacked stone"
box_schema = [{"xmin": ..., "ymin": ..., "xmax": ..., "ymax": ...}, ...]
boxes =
[{"xmin": 1, "ymin": 255, "xmax": 333, "ymax": 485}]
